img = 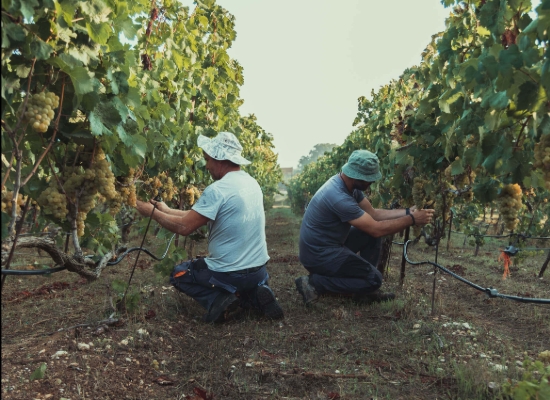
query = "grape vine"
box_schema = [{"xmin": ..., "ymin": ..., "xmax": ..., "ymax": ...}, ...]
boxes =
[
  {"xmin": 289, "ymin": 0, "xmax": 550, "ymax": 245},
  {"xmin": 1, "ymin": 0, "xmax": 282, "ymax": 280}
]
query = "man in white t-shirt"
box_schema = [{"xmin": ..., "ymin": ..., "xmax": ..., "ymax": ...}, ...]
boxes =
[{"xmin": 135, "ymin": 132, "xmax": 283, "ymax": 323}]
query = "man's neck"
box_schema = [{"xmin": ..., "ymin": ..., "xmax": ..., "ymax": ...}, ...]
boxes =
[
  {"xmin": 339, "ymin": 173, "xmax": 354, "ymax": 193},
  {"xmin": 218, "ymin": 166, "xmax": 241, "ymax": 180}
]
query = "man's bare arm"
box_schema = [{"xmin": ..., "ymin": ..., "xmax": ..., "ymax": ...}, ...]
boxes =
[
  {"xmin": 136, "ymin": 200, "xmax": 208, "ymax": 236},
  {"xmin": 358, "ymin": 198, "xmax": 415, "ymax": 221},
  {"xmin": 151, "ymin": 210, "xmax": 209, "ymax": 236},
  {"xmin": 161, "ymin": 208, "xmax": 192, "ymax": 218},
  {"xmin": 149, "ymin": 200, "xmax": 191, "ymax": 218},
  {"xmin": 349, "ymin": 208, "xmax": 434, "ymax": 238}
]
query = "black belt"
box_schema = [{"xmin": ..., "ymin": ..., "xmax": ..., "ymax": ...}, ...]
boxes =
[{"xmin": 227, "ymin": 265, "xmax": 264, "ymax": 274}]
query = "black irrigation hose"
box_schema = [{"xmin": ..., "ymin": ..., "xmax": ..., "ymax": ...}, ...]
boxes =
[
  {"xmin": 395, "ymin": 239, "xmax": 550, "ymax": 252},
  {"xmin": 107, "ymin": 233, "xmax": 176, "ymax": 266},
  {"xmin": 1, "ymin": 265, "xmax": 69, "ymax": 276},
  {"xmin": 1, "ymin": 234, "xmax": 176, "ymax": 276},
  {"xmin": 400, "ymin": 240, "xmax": 550, "ymax": 305},
  {"xmin": 448, "ymin": 231, "xmax": 550, "ymax": 240}
]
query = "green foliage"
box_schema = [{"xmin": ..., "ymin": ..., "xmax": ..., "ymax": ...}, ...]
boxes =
[
  {"xmin": 111, "ymin": 279, "xmax": 140, "ymax": 313},
  {"xmin": 29, "ymin": 363, "xmax": 47, "ymax": 381},
  {"xmin": 1, "ymin": 0, "xmax": 282, "ymax": 275},
  {"xmin": 502, "ymin": 359, "xmax": 550, "ymax": 400},
  {"xmin": 296, "ymin": 143, "xmax": 338, "ymax": 172},
  {"xmin": 288, "ymin": 0, "xmax": 550, "ymax": 243}
]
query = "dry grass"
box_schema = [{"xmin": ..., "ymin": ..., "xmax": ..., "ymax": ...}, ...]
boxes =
[{"xmin": 1, "ymin": 207, "xmax": 549, "ymax": 399}]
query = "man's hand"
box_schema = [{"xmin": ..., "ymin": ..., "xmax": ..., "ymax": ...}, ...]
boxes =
[
  {"xmin": 409, "ymin": 205, "xmax": 416, "ymax": 213},
  {"xmin": 136, "ymin": 200, "xmax": 154, "ymax": 217},
  {"xmin": 149, "ymin": 199, "xmax": 170, "ymax": 213},
  {"xmin": 412, "ymin": 209, "xmax": 435, "ymax": 226}
]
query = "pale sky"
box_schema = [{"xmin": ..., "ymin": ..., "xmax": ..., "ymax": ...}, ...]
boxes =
[{"xmin": 178, "ymin": 1, "xmax": 540, "ymax": 168}]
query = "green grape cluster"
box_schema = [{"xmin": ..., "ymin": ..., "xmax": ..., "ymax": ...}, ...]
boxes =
[
  {"xmin": 444, "ymin": 164, "xmax": 476, "ymax": 202},
  {"xmin": 182, "ymin": 185, "xmax": 201, "ymax": 206},
  {"xmin": 37, "ymin": 185, "xmax": 69, "ymax": 219},
  {"xmin": 107, "ymin": 193, "xmax": 123, "ymax": 217},
  {"xmin": 412, "ymin": 177, "xmax": 428, "ymax": 236},
  {"xmin": 93, "ymin": 148, "xmax": 117, "ymax": 200},
  {"xmin": 76, "ymin": 212, "xmax": 86, "ymax": 237},
  {"xmin": 62, "ymin": 165, "xmax": 98, "ymax": 214},
  {"xmin": 534, "ymin": 134, "xmax": 550, "ymax": 190},
  {"xmin": 497, "ymin": 184, "xmax": 523, "ymax": 231},
  {"xmin": 119, "ymin": 168, "xmax": 137, "ymax": 208},
  {"xmin": 18, "ymin": 91, "xmax": 60, "ymax": 133},
  {"xmin": 37, "ymin": 147, "xmax": 129, "ymax": 236},
  {"xmin": 434, "ymin": 181, "xmax": 456, "ymax": 221},
  {"xmin": 1, "ymin": 188, "xmax": 27, "ymax": 216},
  {"xmin": 143, "ymin": 172, "xmax": 177, "ymax": 202}
]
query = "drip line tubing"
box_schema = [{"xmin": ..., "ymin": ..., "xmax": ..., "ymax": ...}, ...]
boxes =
[
  {"xmin": 1, "ymin": 234, "xmax": 176, "ymax": 276},
  {"xmin": 394, "ymin": 240, "xmax": 550, "ymax": 305}
]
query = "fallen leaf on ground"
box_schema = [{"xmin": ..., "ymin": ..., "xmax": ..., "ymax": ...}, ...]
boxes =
[
  {"xmin": 185, "ymin": 386, "xmax": 214, "ymax": 400},
  {"xmin": 153, "ymin": 376, "xmax": 174, "ymax": 386},
  {"xmin": 260, "ymin": 350, "xmax": 275, "ymax": 359}
]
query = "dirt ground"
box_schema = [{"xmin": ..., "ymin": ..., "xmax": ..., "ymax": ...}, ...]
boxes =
[{"xmin": 1, "ymin": 207, "xmax": 549, "ymax": 399}]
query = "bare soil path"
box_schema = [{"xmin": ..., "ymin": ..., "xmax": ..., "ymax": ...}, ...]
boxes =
[{"xmin": 1, "ymin": 207, "xmax": 549, "ymax": 399}]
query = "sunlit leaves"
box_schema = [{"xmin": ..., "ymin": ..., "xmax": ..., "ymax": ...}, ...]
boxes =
[
  {"xmin": 289, "ymin": 0, "xmax": 550, "ymax": 218},
  {"xmin": 7, "ymin": 0, "xmax": 39, "ymax": 20},
  {"xmin": 1, "ymin": 0, "xmax": 282, "ymax": 265},
  {"xmin": 80, "ymin": 0, "xmax": 112, "ymax": 24},
  {"xmin": 86, "ymin": 22, "xmax": 111, "ymax": 45},
  {"xmin": 63, "ymin": 66, "xmax": 95, "ymax": 96}
]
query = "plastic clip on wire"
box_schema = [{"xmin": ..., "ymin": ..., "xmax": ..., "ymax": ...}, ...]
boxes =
[
  {"xmin": 499, "ymin": 250, "xmax": 512, "ymax": 280},
  {"xmin": 498, "ymin": 245, "xmax": 520, "ymax": 280}
]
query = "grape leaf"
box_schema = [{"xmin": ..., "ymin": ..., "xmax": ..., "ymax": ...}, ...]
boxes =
[
  {"xmin": 63, "ymin": 66, "xmax": 94, "ymax": 96},
  {"xmin": 86, "ymin": 22, "xmax": 111, "ymax": 45},
  {"xmin": 15, "ymin": 64, "xmax": 31, "ymax": 78},
  {"xmin": 516, "ymin": 81, "xmax": 540, "ymax": 111},
  {"xmin": 29, "ymin": 38, "xmax": 54, "ymax": 60},
  {"xmin": 2, "ymin": 23, "xmax": 26, "ymax": 47},
  {"xmin": 29, "ymin": 363, "xmax": 47, "ymax": 381},
  {"xmin": 8, "ymin": 0, "xmax": 39, "ymax": 20},
  {"xmin": 89, "ymin": 111, "xmax": 109, "ymax": 136}
]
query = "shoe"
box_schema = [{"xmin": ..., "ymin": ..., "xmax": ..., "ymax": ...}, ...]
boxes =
[
  {"xmin": 202, "ymin": 293, "xmax": 240, "ymax": 323},
  {"xmin": 352, "ymin": 290, "xmax": 395, "ymax": 304},
  {"xmin": 295, "ymin": 276, "xmax": 319, "ymax": 305},
  {"xmin": 256, "ymin": 285, "xmax": 284, "ymax": 320}
]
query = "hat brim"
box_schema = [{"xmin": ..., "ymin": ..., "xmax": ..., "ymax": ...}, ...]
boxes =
[
  {"xmin": 197, "ymin": 135, "xmax": 252, "ymax": 166},
  {"xmin": 342, "ymin": 163, "xmax": 382, "ymax": 182}
]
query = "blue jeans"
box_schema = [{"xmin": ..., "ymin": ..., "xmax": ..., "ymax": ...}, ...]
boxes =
[
  {"xmin": 305, "ymin": 227, "xmax": 383, "ymax": 294},
  {"xmin": 169, "ymin": 258, "xmax": 271, "ymax": 312}
]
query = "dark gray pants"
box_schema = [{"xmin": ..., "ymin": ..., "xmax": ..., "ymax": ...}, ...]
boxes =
[
  {"xmin": 169, "ymin": 258, "xmax": 271, "ymax": 312},
  {"xmin": 305, "ymin": 227, "xmax": 383, "ymax": 294}
]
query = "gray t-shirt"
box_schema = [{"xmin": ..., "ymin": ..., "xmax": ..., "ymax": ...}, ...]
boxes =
[
  {"xmin": 192, "ymin": 171, "xmax": 269, "ymax": 272},
  {"xmin": 299, "ymin": 174, "xmax": 365, "ymax": 269}
]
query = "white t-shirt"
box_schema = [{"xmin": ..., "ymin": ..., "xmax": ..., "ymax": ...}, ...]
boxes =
[{"xmin": 192, "ymin": 171, "xmax": 269, "ymax": 272}]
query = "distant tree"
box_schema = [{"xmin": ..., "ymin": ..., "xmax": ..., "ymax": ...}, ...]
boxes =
[{"xmin": 297, "ymin": 143, "xmax": 338, "ymax": 172}]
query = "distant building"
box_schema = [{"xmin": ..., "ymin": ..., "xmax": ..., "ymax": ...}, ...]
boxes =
[
  {"xmin": 281, "ymin": 167, "xmax": 294, "ymax": 183},
  {"xmin": 279, "ymin": 167, "xmax": 294, "ymax": 191}
]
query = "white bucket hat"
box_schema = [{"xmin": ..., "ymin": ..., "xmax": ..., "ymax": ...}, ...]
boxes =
[{"xmin": 197, "ymin": 131, "xmax": 251, "ymax": 166}]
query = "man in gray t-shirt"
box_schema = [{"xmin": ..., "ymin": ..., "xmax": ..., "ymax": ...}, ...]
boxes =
[
  {"xmin": 296, "ymin": 150, "xmax": 434, "ymax": 305},
  {"xmin": 135, "ymin": 132, "xmax": 283, "ymax": 323}
]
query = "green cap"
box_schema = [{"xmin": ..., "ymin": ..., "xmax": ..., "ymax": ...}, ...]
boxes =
[{"xmin": 342, "ymin": 150, "xmax": 382, "ymax": 182}]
